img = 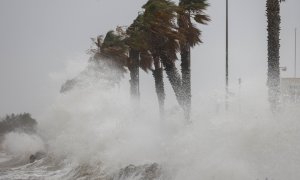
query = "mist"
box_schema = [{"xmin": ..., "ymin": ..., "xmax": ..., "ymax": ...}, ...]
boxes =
[
  {"xmin": 1, "ymin": 0, "xmax": 300, "ymax": 179},
  {"xmin": 3, "ymin": 59, "xmax": 294, "ymax": 179}
]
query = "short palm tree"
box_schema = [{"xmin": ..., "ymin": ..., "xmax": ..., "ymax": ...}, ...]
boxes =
[
  {"xmin": 92, "ymin": 30, "xmax": 128, "ymax": 72},
  {"xmin": 61, "ymin": 30, "xmax": 129, "ymax": 93},
  {"xmin": 91, "ymin": 29, "xmax": 138, "ymax": 94},
  {"xmin": 266, "ymin": 0, "xmax": 285, "ymax": 111}
]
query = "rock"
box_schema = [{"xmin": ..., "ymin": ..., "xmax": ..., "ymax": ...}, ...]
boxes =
[
  {"xmin": 114, "ymin": 163, "xmax": 161, "ymax": 180},
  {"xmin": 29, "ymin": 151, "xmax": 46, "ymax": 163}
]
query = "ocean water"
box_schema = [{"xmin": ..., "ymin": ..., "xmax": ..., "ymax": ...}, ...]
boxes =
[{"xmin": 1, "ymin": 61, "xmax": 300, "ymax": 180}]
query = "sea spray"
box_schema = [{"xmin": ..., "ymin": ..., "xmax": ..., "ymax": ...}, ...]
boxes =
[
  {"xmin": 2, "ymin": 132, "xmax": 45, "ymax": 157},
  {"xmin": 40, "ymin": 60, "xmax": 300, "ymax": 179},
  {"xmin": 1, "ymin": 58, "xmax": 300, "ymax": 180}
]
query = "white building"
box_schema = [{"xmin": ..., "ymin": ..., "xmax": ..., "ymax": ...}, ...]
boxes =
[{"xmin": 280, "ymin": 78, "xmax": 300, "ymax": 103}]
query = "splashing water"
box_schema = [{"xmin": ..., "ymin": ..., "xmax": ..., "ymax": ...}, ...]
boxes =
[{"xmin": 1, "ymin": 58, "xmax": 300, "ymax": 180}]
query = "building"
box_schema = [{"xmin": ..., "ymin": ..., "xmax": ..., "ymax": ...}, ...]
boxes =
[{"xmin": 280, "ymin": 78, "xmax": 300, "ymax": 103}]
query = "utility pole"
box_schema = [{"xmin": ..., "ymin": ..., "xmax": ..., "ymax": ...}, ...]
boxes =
[
  {"xmin": 295, "ymin": 28, "xmax": 297, "ymax": 78},
  {"xmin": 225, "ymin": 0, "xmax": 229, "ymax": 110},
  {"xmin": 238, "ymin": 78, "xmax": 242, "ymax": 114}
]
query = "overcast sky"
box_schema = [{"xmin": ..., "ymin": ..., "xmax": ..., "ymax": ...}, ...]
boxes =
[{"xmin": 0, "ymin": 0, "xmax": 299, "ymax": 117}]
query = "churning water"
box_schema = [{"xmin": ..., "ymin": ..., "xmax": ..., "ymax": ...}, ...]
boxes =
[{"xmin": 1, "ymin": 59, "xmax": 300, "ymax": 180}]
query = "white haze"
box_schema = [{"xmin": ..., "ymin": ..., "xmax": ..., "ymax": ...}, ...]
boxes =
[
  {"xmin": 2, "ymin": 132, "xmax": 45, "ymax": 157},
  {"xmin": 0, "ymin": 0, "xmax": 299, "ymax": 179},
  {"xmin": 10, "ymin": 59, "xmax": 296, "ymax": 180}
]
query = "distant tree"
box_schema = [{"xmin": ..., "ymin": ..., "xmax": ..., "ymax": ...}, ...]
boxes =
[
  {"xmin": 266, "ymin": 0, "xmax": 285, "ymax": 111},
  {"xmin": 0, "ymin": 113, "xmax": 37, "ymax": 136}
]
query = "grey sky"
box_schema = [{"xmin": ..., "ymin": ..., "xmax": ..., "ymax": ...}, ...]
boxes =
[{"xmin": 0, "ymin": 0, "xmax": 299, "ymax": 116}]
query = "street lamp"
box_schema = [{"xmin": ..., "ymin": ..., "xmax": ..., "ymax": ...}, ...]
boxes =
[
  {"xmin": 225, "ymin": 0, "xmax": 229, "ymax": 110},
  {"xmin": 295, "ymin": 28, "xmax": 297, "ymax": 78},
  {"xmin": 280, "ymin": 66, "xmax": 287, "ymax": 71}
]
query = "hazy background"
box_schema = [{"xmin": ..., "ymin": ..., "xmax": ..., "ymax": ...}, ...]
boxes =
[{"xmin": 0, "ymin": 0, "xmax": 299, "ymax": 117}]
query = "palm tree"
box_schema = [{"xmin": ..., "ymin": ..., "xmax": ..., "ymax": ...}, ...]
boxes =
[
  {"xmin": 126, "ymin": 14, "xmax": 166, "ymax": 118},
  {"xmin": 61, "ymin": 30, "xmax": 129, "ymax": 93},
  {"xmin": 177, "ymin": 0, "xmax": 210, "ymax": 120},
  {"xmin": 90, "ymin": 29, "xmax": 132, "ymax": 90},
  {"xmin": 126, "ymin": 15, "xmax": 147, "ymax": 101},
  {"xmin": 266, "ymin": 0, "xmax": 285, "ymax": 111},
  {"xmin": 128, "ymin": 49, "xmax": 140, "ymax": 99},
  {"xmin": 93, "ymin": 30, "xmax": 128, "ymax": 72},
  {"xmin": 152, "ymin": 59, "xmax": 165, "ymax": 117},
  {"xmin": 142, "ymin": 0, "xmax": 185, "ymax": 109}
]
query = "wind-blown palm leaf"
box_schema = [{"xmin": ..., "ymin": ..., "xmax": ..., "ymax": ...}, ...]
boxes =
[
  {"xmin": 142, "ymin": 0, "xmax": 181, "ymax": 56},
  {"xmin": 178, "ymin": 0, "xmax": 209, "ymax": 47},
  {"xmin": 177, "ymin": 0, "xmax": 210, "ymax": 121},
  {"xmin": 92, "ymin": 29, "xmax": 129, "ymax": 74}
]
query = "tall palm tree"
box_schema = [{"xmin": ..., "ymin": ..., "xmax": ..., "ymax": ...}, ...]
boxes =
[
  {"xmin": 177, "ymin": 0, "xmax": 210, "ymax": 120},
  {"xmin": 126, "ymin": 15, "xmax": 146, "ymax": 100},
  {"xmin": 126, "ymin": 14, "xmax": 166, "ymax": 118},
  {"xmin": 152, "ymin": 54, "xmax": 165, "ymax": 117},
  {"xmin": 142, "ymin": 0, "xmax": 185, "ymax": 109},
  {"xmin": 266, "ymin": 0, "xmax": 285, "ymax": 111}
]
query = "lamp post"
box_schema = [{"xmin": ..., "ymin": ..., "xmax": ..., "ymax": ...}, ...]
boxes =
[
  {"xmin": 280, "ymin": 66, "xmax": 287, "ymax": 71},
  {"xmin": 295, "ymin": 28, "xmax": 297, "ymax": 78},
  {"xmin": 225, "ymin": 0, "xmax": 229, "ymax": 110}
]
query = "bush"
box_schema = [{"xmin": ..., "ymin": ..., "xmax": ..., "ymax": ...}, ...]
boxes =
[{"xmin": 0, "ymin": 113, "xmax": 37, "ymax": 136}]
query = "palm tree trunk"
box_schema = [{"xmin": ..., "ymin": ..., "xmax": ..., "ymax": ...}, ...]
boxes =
[
  {"xmin": 178, "ymin": 9, "xmax": 192, "ymax": 121},
  {"xmin": 159, "ymin": 52, "xmax": 184, "ymax": 108},
  {"xmin": 129, "ymin": 49, "xmax": 140, "ymax": 100},
  {"xmin": 266, "ymin": 0, "xmax": 281, "ymax": 111},
  {"xmin": 181, "ymin": 44, "xmax": 191, "ymax": 121},
  {"xmin": 152, "ymin": 55, "xmax": 165, "ymax": 119}
]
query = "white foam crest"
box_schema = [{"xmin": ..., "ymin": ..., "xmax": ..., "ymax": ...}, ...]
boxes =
[{"xmin": 2, "ymin": 132, "xmax": 45, "ymax": 157}]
